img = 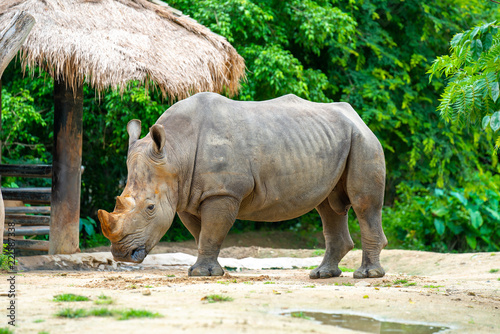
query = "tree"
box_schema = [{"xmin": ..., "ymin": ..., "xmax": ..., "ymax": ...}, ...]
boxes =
[{"xmin": 429, "ymin": 21, "xmax": 500, "ymax": 148}]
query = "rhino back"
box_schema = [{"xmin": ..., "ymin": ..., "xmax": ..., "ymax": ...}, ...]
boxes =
[{"xmin": 159, "ymin": 93, "xmax": 370, "ymax": 221}]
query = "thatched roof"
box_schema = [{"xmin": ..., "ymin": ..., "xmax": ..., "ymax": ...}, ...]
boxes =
[{"xmin": 0, "ymin": 0, "xmax": 245, "ymax": 99}]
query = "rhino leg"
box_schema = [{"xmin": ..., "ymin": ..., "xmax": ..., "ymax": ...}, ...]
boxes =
[
  {"xmin": 178, "ymin": 212, "xmax": 201, "ymax": 245},
  {"xmin": 346, "ymin": 143, "xmax": 388, "ymax": 279},
  {"xmin": 310, "ymin": 197, "xmax": 354, "ymax": 279},
  {"xmin": 188, "ymin": 196, "xmax": 238, "ymax": 277}
]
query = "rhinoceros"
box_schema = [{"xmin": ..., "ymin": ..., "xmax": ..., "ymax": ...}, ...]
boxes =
[{"xmin": 98, "ymin": 92, "xmax": 387, "ymax": 279}]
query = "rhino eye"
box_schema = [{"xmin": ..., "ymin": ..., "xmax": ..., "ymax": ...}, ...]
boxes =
[{"xmin": 147, "ymin": 204, "xmax": 155, "ymax": 211}]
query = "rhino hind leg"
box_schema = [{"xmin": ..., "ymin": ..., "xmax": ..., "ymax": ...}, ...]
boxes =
[
  {"xmin": 188, "ymin": 196, "xmax": 238, "ymax": 277},
  {"xmin": 310, "ymin": 197, "xmax": 354, "ymax": 279},
  {"xmin": 346, "ymin": 142, "xmax": 388, "ymax": 279}
]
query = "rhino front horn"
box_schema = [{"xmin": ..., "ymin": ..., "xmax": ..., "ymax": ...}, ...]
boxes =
[{"xmin": 98, "ymin": 209, "xmax": 122, "ymax": 242}]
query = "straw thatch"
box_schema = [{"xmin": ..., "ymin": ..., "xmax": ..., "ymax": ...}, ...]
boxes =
[{"xmin": 0, "ymin": 0, "xmax": 245, "ymax": 99}]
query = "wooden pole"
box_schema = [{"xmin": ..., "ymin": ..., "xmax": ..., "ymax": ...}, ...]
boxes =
[
  {"xmin": 0, "ymin": 11, "xmax": 36, "ymax": 253},
  {"xmin": 49, "ymin": 79, "xmax": 83, "ymax": 254}
]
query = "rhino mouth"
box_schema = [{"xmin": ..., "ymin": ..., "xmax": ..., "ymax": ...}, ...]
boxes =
[{"xmin": 111, "ymin": 245, "xmax": 148, "ymax": 263}]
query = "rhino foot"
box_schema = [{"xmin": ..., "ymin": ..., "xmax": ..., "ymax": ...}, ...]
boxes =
[
  {"xmin": 353, "ymin": 264, "xmax": 385, "ymax": 279},
  {"xmin": 188, "ymin": 260, "xmax": 224, "ymax": 277},
  {"xmin": 309, "ymin": 265, "xmax": 342, "ymax": 279}
]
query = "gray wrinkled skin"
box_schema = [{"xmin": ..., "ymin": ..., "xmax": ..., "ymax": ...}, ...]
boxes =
[{"xmin": 98, "ymin": 92, "xmax": 388, "ymax": 279}]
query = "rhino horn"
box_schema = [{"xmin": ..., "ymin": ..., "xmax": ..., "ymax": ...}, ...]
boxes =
[
  {"xmin": 98, "ymin": 209, "xmax": 123, "ymax": 242},
  {"xmin": 115, "ymin": 196, "xmax": 127, "ymax": 211}
]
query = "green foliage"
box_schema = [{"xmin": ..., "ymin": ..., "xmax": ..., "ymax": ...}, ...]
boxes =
[
  {"xmin": 384, "ymin": 173, "xmax": 500, "ymax": 252},
  {"xmin": 429, "ymin": 20, "xmax": 500, "ymax": 148},
  {"xmin": 55, "ymin": 307, "xmax": 161, "ymax": 320},
  {"xmin": 0, "ymin": 244, "xmax": 15, "ymax": 272},
  {"xmin": 0, "ymin": 328, "xmax": 14, "ymax": 334}
]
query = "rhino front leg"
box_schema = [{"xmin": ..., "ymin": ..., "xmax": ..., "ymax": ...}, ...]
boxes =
[
  {"xmin": 188, "ymin": 196, "xmax": 238, "ymax": 277},
  {"xmin": 310, "ymin": 198, "xmax": 354, "ymax": 279},
  {"xmin": 178, "ymin": 212, "xmax": 201, "ymax": 245}
]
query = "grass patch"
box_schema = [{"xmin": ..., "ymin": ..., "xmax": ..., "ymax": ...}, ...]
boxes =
[
  {"xmin": 55, "ymin": 307, "xmax": 162, "ymax": 320},
  {"xmin": 489, "ymin": 268, "xmax": 499, "ymax": 273},
  {"xmin": 53, "ymin": 294, "xmax": 89, "ymax": 302},
  {"xmin": 404, "ymin": 282, "xmax": 417, "ymax": 287},
  {"xmin": 117, "ymin": 309, "xmax": 162, "ymax": 320},
  {"xmin": 304, "ymin": 285, "xmax": 316, "ymax": 288},
  {"xmin": 313, "ymin": 249, "xmax": 325, "ymax": 256},
  {"xmin": 56, "ymin": 308, "xmax": 88, "ymax": 318},
  {"xmin": 167, "ymin": 274, "xmax": 175, "ymax": 277},
  {"xmin": 290, "ymin": 311, "xmax": 311, "ymax": 320},
  {"xmin": 94, "ymin": 294, "xmax": 113, "ymax": 305},
  {"xmin": 339, "ymin": 266, "xmax": 355, "ymax": 272},
  {"xmin": 88, "ymin": 307, "xmax": 116, "ymax": 317},
  {"xmin": 423, "ymin": 285, "xmax": 444, "ymax": 289},
  {"xmin": 33, "ymin": 319, "xmax": 45, "ymax": 323},
  {"xmin": 0, "ymin": 328, "xmax": 14, "ymax": 334},
  {"xmin": 38, "ymin": 332, "xmax": 49, "ymax": 334},
  {"xmin": 393, "ymin": 279, "xmax": 408, "ymax": 285},
  {"xmin": 203, "ymin": 294, "xmax": 234, "ymax": 303},
  {"xmin": 264, "ymin": 281, "xmax": 276, "ymax": 284}
]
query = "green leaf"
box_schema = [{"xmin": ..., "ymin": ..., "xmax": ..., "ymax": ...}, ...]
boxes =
[
  {"xmin": 469, "ymin": 210, "xmax": 483, "ymax": 229},
  {"xmin": 432, "ymin": 206, "xmax": 448, "ymax": 217},
  {"xmin": 484, "ymin": 206, "xmax": 500, "ymax": 221},
  {"xmin": 490, "ymin": 82, "xmax": 499, "ymax": 102},
  {"xmin": 450, "ymin": 33, "xmax": 463, "ymax": 48},
  {"xmin": 434, "ymin": 219, "xmax": 445, "ymax": 235},
  {"xmin": 450, "ymin": 191, "xmax": 467, "ymax": 206},
  {"xmin": 483, "ymin": 33, "xmax": 493, "ymax": 51},
  {"xmin": 466, "ymin": 235, "xmax": 477, "ymax": 250},
  {"xmin": 483, "ymin": 115, "xmax": 491, "ymax": 129},
  {"xmin": 490, "ymin": 111, "xmax": 500, "ymax": 131}
]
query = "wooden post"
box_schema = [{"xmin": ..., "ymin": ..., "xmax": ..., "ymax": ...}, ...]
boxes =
[
  {"xmin": 0, "ymin": 11, "xmax": 36, "ymax": 253},
  {"xmin": 49, "ymin": 79, "xmax": 83, "ymax": 254}
]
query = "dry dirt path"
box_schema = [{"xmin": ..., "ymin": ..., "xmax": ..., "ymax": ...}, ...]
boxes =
[{"xmin": 2, "ymin": 245, "xmax": 500, "ymax": 333}]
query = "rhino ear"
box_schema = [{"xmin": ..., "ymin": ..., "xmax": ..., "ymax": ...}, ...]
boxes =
[
  {"xmin": 127, "ymin": 120, "xmax": 142, "ymax": 146},
  {"xmin": 150, "ymin": 124, "xmax": 166, "ymax": 154}
]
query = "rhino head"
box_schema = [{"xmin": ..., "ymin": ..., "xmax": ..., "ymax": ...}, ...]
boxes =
[{"xmin": 98, "ymin": 120, "xmax": 178, "ymax": 263}]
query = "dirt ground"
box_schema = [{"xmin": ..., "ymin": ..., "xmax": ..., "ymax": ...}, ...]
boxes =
[{"xmin": 2, "ymin": 231, "xmax": 500, "ymax": 333}]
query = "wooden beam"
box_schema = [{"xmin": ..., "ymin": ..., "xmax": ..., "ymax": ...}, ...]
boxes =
[
  {"xmin": 49, "ymin": 79, "xmax": 83, "ymax": 255},
  {"xmin": 5, "ymin": 206, "xmax": 51, "ymax": 214},
  {"xmin": 5, "ymin": 215, "xmax": 50, "ymax": 226},
  {"xmin": 0, "ymin": 11, "xmax": 36, "ymax": 254},
  {"xmin": 1, "ymin": 187, "xmax": 51, "ymax": 204},
  {"xmin": 0, "ymin": 164, "xmax": 52, "ymax": 178},
  {"xmin": 4, "ymin": 226, "xmax": 49, "ymax": 236},
  {"xmin": 4, "ymin": 239, "xmax": 49, "ymax": 252}
]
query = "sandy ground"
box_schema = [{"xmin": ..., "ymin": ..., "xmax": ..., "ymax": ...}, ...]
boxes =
[{"xmin": 1, "ymin": 233, "xmax": 500, "ymax": 334}]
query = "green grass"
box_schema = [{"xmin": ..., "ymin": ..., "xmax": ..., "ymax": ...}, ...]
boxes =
[
  {"xmin": 203, "ymin": 294, "xmax": 234, "ymax": 303},
  {"xmin": 88, "ymin": 307, "xmax": 116, "ymax": 317},
  {"xmin": 53, "ymin": 294, "xmax": 89, "ymax": 302},
  {"xmin": 339, "ymin": 266, "xmax": 355, "ymax": 272},
  {"xmin": 489, "ymin": 268, "xmax": 499, "ymax": 273},
  {"xmin": 264, "ymin": 281, "xmax": 276, "ymax": 284},
  {"xmin": 94, "ymin": 294, "xmax": 113, "ymax": 305},
  {"xmin": 33, "ymin": 319, "xmax": 45, "ymax": 323},
  {"xmin": 56, "ymin": 308, "xmax": 88, "ymax": 318},
  {"xmin": 393, "ymin": 279, "xmax": 408, "ymax": 285},
  {"xmin": 117, "ymin": 309, "xmax": 162, "ymax": 320},
  {"xmin": 404, "ymin": 282, "xmax": 417, "ymax": 287},
  {"xmin": 38, "ymin": 331, "xmax": 49, "ymax": 334},
  {"xmin": 0, "ymin": 328, "xmax": 14, "ymax": 334},
  {"xmin": 304, "ymin": 285, "xmax": 316, "ymax": 288},
  {"xmin": 167, "ymin": 274, "xmax": 175, "ymax": 277},
  {"xmin": 55, "ymin": 307, "xmax": 162, "ymax": 320},
  {"xmin": 312, "ymin": 249, "xmax": 325, "ymax": 256},
  {"xmin": 423, "ymin": 285, "xmax": 444, "ymax": 288},
  {"xmin": 290, "ymin": 311, "xmax": 311, "ymax": 320}
]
